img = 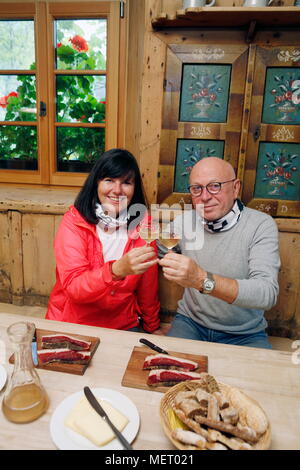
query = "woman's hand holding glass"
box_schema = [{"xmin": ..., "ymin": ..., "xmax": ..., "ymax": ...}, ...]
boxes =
[{"xmin": 112, "ymin": 246, "xmax": 158, "ymax": 278}]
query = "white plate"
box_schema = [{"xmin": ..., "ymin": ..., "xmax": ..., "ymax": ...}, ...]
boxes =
[
  {"xmin": 50, "ymin": 388, "xmax": 140, "ymax": 450},
  {"xmin": 0, "ymin": 365, "xmax": 7, "ymax": 391}
]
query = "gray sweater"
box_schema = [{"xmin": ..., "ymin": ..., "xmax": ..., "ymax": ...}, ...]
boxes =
[{"xmin": 175, "ymin": 206, "xmax": 280, "ymax": 335}]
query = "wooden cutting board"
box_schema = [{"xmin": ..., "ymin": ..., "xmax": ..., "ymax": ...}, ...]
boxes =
[
  {"xmin": 121, "ymin": 346, "xmax": 208, "ymax": 393},
  {"xmin": 9, "ymin": 328, "xmax": 100, "ymax": 376}
]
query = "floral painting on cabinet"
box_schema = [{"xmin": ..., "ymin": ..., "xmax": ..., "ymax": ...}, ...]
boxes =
[
  {"xmin": 179, "ymin": 64, "xmax": 231, "ymax": 123},
  {"xmin": 254, "ymin": 142, "xmax": 300, "ymax": 201}
]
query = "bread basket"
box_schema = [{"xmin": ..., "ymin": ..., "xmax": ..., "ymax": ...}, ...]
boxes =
[{"xmin": 160, "ymin": 379, "xmax": 271, "ymax": 450}]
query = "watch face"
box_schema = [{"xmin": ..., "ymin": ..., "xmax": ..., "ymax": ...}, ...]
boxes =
[{"xmin": 204, "ymin": 279, "xmax": 215, "ymax": 292}]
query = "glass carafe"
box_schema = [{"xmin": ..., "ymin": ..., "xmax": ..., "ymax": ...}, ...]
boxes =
[{"xmin": 2, "ymin": 321, "xmax": 49, "ymax": 423}]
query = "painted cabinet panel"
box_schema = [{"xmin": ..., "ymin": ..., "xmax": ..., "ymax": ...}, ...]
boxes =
[
  {"xmin": 262, "ymin": 67, "xmax": 300, "ymax": 125},
  {"xmin": 174, "ymin": 139, "xmax": 224, "ymax": 193},
  {"xmin": 158, "ymin": 43, "xmax": 248, "ymax": 204},
  {"xmin": 254, "ymin": 142, "xmax": 300, "ymax": 201},
  {"xmin": 179, "ymin": 64, "xmax": 232, "ymax": 123},
  {"xmin": 242, "ymin": 46, "xmax": 300, "ymax": 218}
]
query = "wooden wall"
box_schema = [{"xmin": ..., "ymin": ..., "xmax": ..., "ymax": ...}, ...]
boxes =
[
  {"xmin": 126, "ymin": 0, "xmax": 165, "ymax": 204},
  {"xmin": 0, "ymin": 186, "xmax": 77, "ymax": 306}
]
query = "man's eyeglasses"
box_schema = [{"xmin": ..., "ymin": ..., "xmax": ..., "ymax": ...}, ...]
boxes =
[{"xmin": 188, "ymin": 178, "xmax": 236, "ymax": 196}]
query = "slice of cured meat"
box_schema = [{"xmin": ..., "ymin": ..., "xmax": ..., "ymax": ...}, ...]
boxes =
[
  {"xmin": 41, "ymin": 334, "xmax": 91, "ymax": 351},
  {"xmin": 143, "ymin": 353, "xmax": 198, "ymax": 371},
  {"xmin": 38, "ymin": 348, "xmax": 91, "ymax": 365},
  {"xmin": 147, "ymin": 369, "xmax": 202, "ymax": 386}
]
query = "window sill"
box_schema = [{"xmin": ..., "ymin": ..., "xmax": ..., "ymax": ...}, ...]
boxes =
[{"xmin": 0, "ymin": 184, "xmax": 79, "ymax": 215}]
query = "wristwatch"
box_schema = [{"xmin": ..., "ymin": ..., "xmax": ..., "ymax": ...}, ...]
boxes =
[{"xmin": 199, "ymin": 272, "xmax": 215, "ymax": 294}]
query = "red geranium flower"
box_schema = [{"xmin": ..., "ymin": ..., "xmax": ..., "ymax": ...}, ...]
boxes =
[
  {"xmin": 0, "ymin": 91, "xmax": 18, "ymax": 108},
  {"xmin": 57, "ymin": 42, "xmax": 62, "ymax": 48},
  {"xmin": 69, "ymin": 35, "xmax": 88, "ymax": 53}
]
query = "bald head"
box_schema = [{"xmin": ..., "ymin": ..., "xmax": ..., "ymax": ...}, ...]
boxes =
[
  {"xmin": 189, "ymin": 157, "xmax": 240, "ymax": 221},
  {"xmin": 190, "ymin": 157, "xmax": 236, "ymax": 183}
]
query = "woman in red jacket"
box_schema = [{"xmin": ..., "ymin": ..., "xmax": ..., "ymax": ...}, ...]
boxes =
[{"xmin": 46, "ymin": 149, "xmax": 161, "ymax": 333}]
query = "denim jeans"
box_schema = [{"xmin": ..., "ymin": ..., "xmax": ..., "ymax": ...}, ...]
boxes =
[
  {"xmin": 127, "ymin": 326, "xmax": 140, "ymax": 332},
  {"xmin": 167, "ymin": 313, "xmax": 272, "ymax": 349}
]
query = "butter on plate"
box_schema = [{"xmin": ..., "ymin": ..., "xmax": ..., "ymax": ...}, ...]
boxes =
[{"xmin": 65, "ymin": 396, "xmax": 129, "ymax": 447}]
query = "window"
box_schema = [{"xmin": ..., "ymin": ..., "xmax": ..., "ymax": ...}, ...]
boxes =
[{"xmin": 0, "ymin": 2, "xmax": 124, "ymax": 186}]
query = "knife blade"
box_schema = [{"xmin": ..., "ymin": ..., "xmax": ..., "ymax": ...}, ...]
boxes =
[
  {"xmin": 31, "ymin": 324, "xmax": 38, "ymax": 366},
  {"xmin": 83, "ymin": 386, "xmax": 133, "ymax": 450},
  {"xmin": 139, "ymin": 338, "xmax": 169, "ymax": 355}
]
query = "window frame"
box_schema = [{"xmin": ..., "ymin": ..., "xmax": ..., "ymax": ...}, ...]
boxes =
[{"xmin": 0, "ymin": 1, "xmax": 125, "ymax": 187}]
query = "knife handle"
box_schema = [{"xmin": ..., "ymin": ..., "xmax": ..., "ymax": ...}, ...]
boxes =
[
  {"xmin": 139, "ymin": 338, "xmax": 168, "ymax": 355},
  {"xmin": 103, "ymin": 414, "xmax": 133, "ymax": 450}
]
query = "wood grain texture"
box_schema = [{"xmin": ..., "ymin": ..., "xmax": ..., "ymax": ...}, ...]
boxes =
[
  {"xmin": 121, "ymin": 346, "xmax": 208, "ymax": 393},
  {"xmin": 9, "ymin": 328, "xmax": 100, "ymax": 375},
  {"xmin": 152, "ymin": 7, "xmax": 300, "ymax": 29},
  {"xmin": 0, "ymin": 212, "xmax": 12, "ymax": 303}
]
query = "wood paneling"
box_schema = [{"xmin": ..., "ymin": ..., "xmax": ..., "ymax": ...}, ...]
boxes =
[
  {"xmin": 0, "ymin": 186, "xmax": 76, "ymax": 306},
  {"xmin": 22, "ymin": 214, "xmax": 57, "ymax": 303},
  {"xmin": 265, "ymin": 228, "xmax": 300, "ymax": 338},
  {"xmin": 126, "ymin": 0, "xmax": 165, "ymax": 204},
  {"xmin": 0, "ymin": 212, "xmax": 11, "ymax": 303}
]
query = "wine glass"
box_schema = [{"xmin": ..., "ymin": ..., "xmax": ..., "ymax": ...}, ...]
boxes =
[
  {"xmin": 159, "ymin": 229, "xmax": 181, "ymax": 251},
  {"xmin": 138, "ymin": 220, "xmax": 160, "ymax": 245}
]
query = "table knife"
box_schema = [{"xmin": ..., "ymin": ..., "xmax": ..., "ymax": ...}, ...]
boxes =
[
  {"xmin": 139, "ymin": 338, "xmax": 169, "ymax": 355},
  {"xmin": 31, "ymin": 325, "xmax": 39, "ymax": 366},
  {"xmin": 83, "ymin": 386, "xmax": 133, "ymax": 451}
]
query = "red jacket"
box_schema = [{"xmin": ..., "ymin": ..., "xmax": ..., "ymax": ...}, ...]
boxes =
[{"xmin": 46, "ymin": 206, "xmax": 160, "ymax": 331}]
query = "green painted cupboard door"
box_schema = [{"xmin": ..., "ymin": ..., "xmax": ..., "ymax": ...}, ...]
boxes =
[
  {"xmin": 243, "ymin": 46, "xmax": 300, "ymax": 218},
  {"xmin": 158, "ymin": 43, "xmax": 248, "ymax": 205}
]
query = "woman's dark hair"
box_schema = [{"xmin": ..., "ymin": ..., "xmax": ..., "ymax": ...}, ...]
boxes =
[{"xmin": 74, "ymin": 148, "xmax": 147, "ymax": 225}]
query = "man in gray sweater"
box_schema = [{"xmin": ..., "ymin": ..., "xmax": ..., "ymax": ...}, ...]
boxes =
[{"xmin": 159, "ymin": 157, "xmax": 280, "ymax": 349}]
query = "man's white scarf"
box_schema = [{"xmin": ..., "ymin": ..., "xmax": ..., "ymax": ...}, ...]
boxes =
[{"xmin": 204, "ymin": 199, "xmax": 244, "ymax": 233}]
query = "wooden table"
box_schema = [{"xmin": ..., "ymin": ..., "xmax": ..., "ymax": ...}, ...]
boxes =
[{"xmin": 0, "ymin": 313, "xmax": 299, "ymax": 450}]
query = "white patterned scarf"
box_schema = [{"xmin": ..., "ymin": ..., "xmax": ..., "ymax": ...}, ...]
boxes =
[
  {"xmin": 95, "ymin": 203, "xmax": 129, "ymax": 231},
  {"xmin": 204, "ymin": 199, "xmax": 244, "ymax": 233}
]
